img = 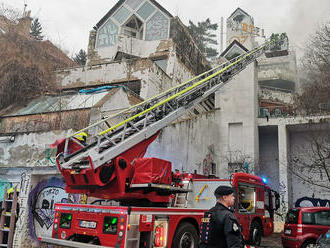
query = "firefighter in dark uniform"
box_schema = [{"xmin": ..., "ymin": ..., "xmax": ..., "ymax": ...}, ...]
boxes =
[{"xmin": 199, "ymin": 186, "xmax": 244, "ymax": 248}]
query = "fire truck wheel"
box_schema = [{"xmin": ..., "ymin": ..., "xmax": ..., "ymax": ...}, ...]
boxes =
[
  {"xmin": 171, "ymin": 222, "xmax": 198, "ymax": 248},
  {"xmin": 249, "ymin": 220, "xmax": 262, "ymax": 246}
]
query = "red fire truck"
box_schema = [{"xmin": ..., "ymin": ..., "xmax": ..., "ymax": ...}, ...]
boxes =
[
  {"xmin": 40, "ymin": 171, "xmax": 279, "ymax": 248},
  {"xmin": 39, "ymin": 35, "xmax": 286, "ymax": 247}
]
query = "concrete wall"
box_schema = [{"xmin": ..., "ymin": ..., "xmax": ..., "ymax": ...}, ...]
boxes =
[
  {"xmin": 56, "ymin": 58, "xmax": 181, "ymax": 100},
  {"xmin": 215, "ymin": 62, "xmax": 259, "ymax": 175},
  {"xmin": 226, "ymin": 9, "xmax": 256, "ymax": 50},
  {"xmin": 258, "ymin": 51, "xmax": 297, "ymax": 84},
  {"xmin": 0, "ymin": 131, "xmax": 69, "ymax": 168},
  {"xmin": 259, "ymin": 127, "xmax": 279, "ymax": 192},
  {"xmin": 145, "ymin": 111, "xmax": 220, "ymax": 175},
  {"xmin": 0, "ymin": 110, "xmax": 90, "ymax": 134},
  {"xmin": 259, "ymin": 88, "xmax": 294, "ymax": 105}
]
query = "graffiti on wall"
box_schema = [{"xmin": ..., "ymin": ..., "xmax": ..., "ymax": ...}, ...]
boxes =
[
  {"xmin": 201, "ymin": 145, "xmax": 216, "ymax": 176},
  {"xmin": 33, "ymin": 148, "xmax": 56, "ymax": 167},
  {"xmin": 0, "ymin": 180, "xmax": 12, "ymax": 200},
  {"xmin": 295, "ymin": 196, "xmax": 330, "ymax": 208},
  {"xmin": 13, "ymin": 172, "xmax": 32, "ymax": 246},
  {"xmin": 279, "ymin": 181, "xmax": 287, "ymax": 201},
  {"xmin": 28, "ymin": 177, "xmax": 79, "ymax": 241}
]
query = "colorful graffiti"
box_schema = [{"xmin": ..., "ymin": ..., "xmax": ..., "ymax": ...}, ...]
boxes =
[
  {"xmin": 0, "ymin": 180, "xmax": 12, "ymax": 200},
  {"xmin": 33, "ymin": 148, "xmax": 56, "ymax": 167},
  {"xmin": 295, "ymin": 196, "xmax": 330, "ymax": 208},
  {"xmin": 28, "ymin": 177, "xmax": 79, "ymax": 241},
  {"xmin": 202, "ymin": 145, "xmax": 216, "ymax": 176}
]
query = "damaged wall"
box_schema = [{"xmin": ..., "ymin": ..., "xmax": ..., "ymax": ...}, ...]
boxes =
[
  {"xmin": 170, "ymin": 18, "xmax": 210, "ymax": 75},
  {"xmin": 56, "ymin": 58, "xmax": 175, "ymax": 100},
  {"xmin": 146, "ymin": 111, "xmax": 221, "ymax": 176},
  {"xmin": 258, "ymin": 51, "xmax": 298, "ymax": 91},
  {"xmin": 0, "ymin": 131, "xmax": 70, "ymax": 168},
  {"xmin": 0, "ymin": 109, "xmax": 90, "ymax": 134}
]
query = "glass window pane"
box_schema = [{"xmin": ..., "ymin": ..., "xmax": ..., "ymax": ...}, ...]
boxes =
[
  {"xmin": 145, "ymin": 11, "xmax": 169, "ymax": 41},
  {"xmin": 97, "ymin": 19, "xmax": 119, "ymax": 47},
  {"xmin": 137, "ymin": 1, "xmax": 155, "ymax": 20},
  {"xmin": 154, "ymin": 59, "xmax": 167, "ymax": 72},
  {"xmin": 302, "ymin": 212, "xmax": 314, "ymax": 225},
  {"xmin": 126, "ymin": 0, "xmax": 144, "ymax": 10},
  {"xmin": 113, "ymin": 6, "xmax": 131, "ymax": 24},
  {"xmin": 285, "ymin": 209, "xmax": 300, "ymax": 224},
  {"xmin": 315, "ymin": 211, "xmax": 330, "ymax": 226}
]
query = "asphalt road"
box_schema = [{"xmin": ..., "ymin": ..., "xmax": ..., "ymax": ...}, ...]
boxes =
[{"xmin": 260, "ymin": 233, "xmax": 282, "ymax": 248}]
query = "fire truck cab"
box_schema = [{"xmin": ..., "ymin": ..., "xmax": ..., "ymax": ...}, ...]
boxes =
[
  {"xmin": 41, "ymin": 172, "xmax": 279, "ymax": 248},
  {"xmin": 187, "ymin": 173, "xmax": 280, "ymax": 245}
]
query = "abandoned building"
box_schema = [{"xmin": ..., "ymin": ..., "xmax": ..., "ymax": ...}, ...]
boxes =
[{"xmin": 0, "ymin": 0, "xmax": 329, "ymax": 246}]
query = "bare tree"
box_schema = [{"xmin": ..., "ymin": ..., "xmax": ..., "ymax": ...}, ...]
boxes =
[
  {"xmin": 224, "ymin": 150, "xmax": 256, "ymax": 174},
  {"xmin": 0, "ymin": 3, "xmax": 21, "ymax": 22},
  {"xmin": 289, "ymin": 129, "xmax": 330, "ymax": 191},
  {"xmin": 296, "ymin": 22, "xmax": 330, "ymax": 115}
]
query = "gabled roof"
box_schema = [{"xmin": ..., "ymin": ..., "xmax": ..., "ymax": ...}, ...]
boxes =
[
  {"xmin": 228, "ymin": 7, "xmax": 251, "ymax": 20},
  {"xmin": 95, "ymin": 0, "xmax": 173, "ymax": 29},
  {"xmin": 220, "ymin": 39, "xmax": 249, "ymax": 58}
]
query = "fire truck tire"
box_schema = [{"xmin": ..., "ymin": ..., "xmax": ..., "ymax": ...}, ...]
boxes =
[
  {"xmin": 249, "ymin": 220, "xmax": 262, "ymax": 246},
  {"xmin": 171, "ymin": 222, "xmax": 198, "ymax": 248}
]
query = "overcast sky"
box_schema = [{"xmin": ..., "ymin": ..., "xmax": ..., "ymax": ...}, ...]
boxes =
[{"xmin": 4, "ymin": 0, "xmax": 330, "ymax": 60}]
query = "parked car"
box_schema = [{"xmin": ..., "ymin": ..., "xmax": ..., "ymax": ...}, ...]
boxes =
[
  {"xmin": 282, "ymin": 207, "xmax": 330, "ymax": 248},
  {"xmin": 316, "ymin": 229, "xmax": 330, "ymax": 248}
]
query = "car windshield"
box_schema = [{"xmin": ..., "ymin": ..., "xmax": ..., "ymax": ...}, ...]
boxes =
[{"xmin": 286, "ymin": 209, "xmax": 300, "ymax": 224}]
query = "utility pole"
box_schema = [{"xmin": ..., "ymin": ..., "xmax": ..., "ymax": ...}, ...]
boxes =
[{"xmin": 220, "ymin": 17, "xmax": 224, "ymax": 54}]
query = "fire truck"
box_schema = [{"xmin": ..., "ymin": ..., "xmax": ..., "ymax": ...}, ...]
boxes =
[{"xmin": 39, "ymin": 34, "xmax": 287, "ymax": 248}]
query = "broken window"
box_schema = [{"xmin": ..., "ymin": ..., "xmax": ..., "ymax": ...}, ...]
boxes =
[
  {"xmin": 121, "ymin": 15, "xmax": 144, "ymax": 39},
  {"xmin": 137, "ymin": 1, "xmax": 155, "ymax": 20},
  {"xmin": 145, "ymin": 11, "xmax": 169, "ymax": 41},
  {"xmin": 97, "ymin": 19, "xmax": 119, "ymax": 47}
]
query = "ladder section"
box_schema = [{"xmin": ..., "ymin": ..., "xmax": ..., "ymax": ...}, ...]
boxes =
[
  {"xmin": 57, "ymin": 35, "xmax": 287, "ymax": 173},
  {"xmin": 173, "ymin": 180, "xmax": 191, "ymax": 208},
  {"xmin": 125, "ymin": 214, "xmax": 140, "ymax": 247},
  {"xmin": 0, "ymin": 187, "xmax": 18, "ymax": 248}
]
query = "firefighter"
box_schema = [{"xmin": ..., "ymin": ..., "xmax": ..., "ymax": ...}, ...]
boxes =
[
  {"xmin": 172, "ymin": 169, "xmax": 183, "ymax": 187},
  {"xmin": 74, "ymin": 132, "xmax": 88, "ymax": 145},
  {"xmin": 3, "ymin": 188, "xmax": 19, "ymax": 244},
  {"xmin": 199, "ymin": 186, "xmax": 244, "ymax": 248}
]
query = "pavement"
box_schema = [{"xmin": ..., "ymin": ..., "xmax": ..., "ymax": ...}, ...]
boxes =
[{"xmin": 260, "ymin": 233, "xmax": 282, "ymax": 248}]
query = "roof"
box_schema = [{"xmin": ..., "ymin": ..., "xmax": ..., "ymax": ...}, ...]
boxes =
[
  {"xmin": 228, "ymin": 7, "xmax": 251, "ymax": 20},
  {"xmin": 95, "ymin": 0, "xmax": 173, "ymax": 29},
  {"xmin": 220, "ymin": 39, "xmax": 249, "ymax": 58}
]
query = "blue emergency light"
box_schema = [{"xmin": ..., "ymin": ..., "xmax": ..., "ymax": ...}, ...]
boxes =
[{"xmin": 262, "ymin": 177, "xmax": 268, "ymax": 184}]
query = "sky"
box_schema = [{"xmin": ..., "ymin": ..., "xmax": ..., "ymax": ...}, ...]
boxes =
[{"xmin": 3, "ymin": 0, "xmax": 330, "ymax": 60}]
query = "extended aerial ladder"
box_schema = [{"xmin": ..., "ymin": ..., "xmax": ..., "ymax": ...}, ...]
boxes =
[{"xmin": 54, "ymin": 34, "xmax": 288, "ymax": 202}]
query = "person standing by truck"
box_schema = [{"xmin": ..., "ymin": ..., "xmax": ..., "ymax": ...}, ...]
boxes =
[{"xmin": 199, "ymin": 185, "xmax": 244, "ymax": 248}]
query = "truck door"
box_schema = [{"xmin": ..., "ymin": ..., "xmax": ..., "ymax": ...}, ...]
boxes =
[
  {"xmin": 262, "ymin": 189, "xmax": 273, "ymax": 236},
  {"xmin": 236, "ymin": 185, "xmax": 256, "ymax": 240}
]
